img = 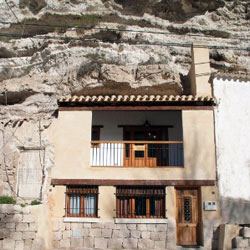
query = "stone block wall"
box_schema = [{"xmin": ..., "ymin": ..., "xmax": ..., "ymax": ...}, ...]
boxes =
[
  {"xmin": 232, "ymin": 226, "xmax": 250, "ymax": 250},
  {"xmin": 0, "ymin": 204, "xmax": 40, "ymax": 250},
  {"xmin": 52, "ymin": 221, "xmax": 168, "ymax": 249}
]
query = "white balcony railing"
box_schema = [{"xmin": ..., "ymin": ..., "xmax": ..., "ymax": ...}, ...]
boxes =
[{"xmin": 91, "ymin": 141, "xmax": 184, "ymax": 167}]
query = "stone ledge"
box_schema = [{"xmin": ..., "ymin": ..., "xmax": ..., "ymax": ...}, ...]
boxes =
[
  {"xmin": 64, "ymin": 217, "xmax": 101, "ymax": 223},
  {"xmin": 114, "ymin": 218, "xmax": 168, "ymax": 224}
]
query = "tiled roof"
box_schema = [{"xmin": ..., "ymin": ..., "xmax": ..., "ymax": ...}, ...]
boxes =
[
  {"xmin": 59, "ymin": 95, "xmax": 214, "ymax": 103},
  {"xmin": 212, "ymin": 72, "xmax": 250, "ymax": 82}
]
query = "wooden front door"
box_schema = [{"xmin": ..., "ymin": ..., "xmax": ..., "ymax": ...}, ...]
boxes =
[
  {"xmin": 123, "ymin": 127, "xmax": 168, "ymax": 167},
  {"xmin": 176, "ymin": 188, "xmax": 201, "ymax": 246}
]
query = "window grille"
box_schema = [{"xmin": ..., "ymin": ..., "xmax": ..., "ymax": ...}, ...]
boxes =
[
  {"xmin": 66, "ymin": 186, "xmax": 98, "ymax": 217},
  {"xmin": 183, "ymin": 197, "xmax": 192, "ymax": 222},
  {"xmin": 116, "ymin": 186, "xmax": 165, "ymax": 218}
]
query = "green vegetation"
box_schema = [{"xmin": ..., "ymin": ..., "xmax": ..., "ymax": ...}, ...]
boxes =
[
  {"xmin": 0, "ymin": 196, "xmax": 16, "ymax": 204},
  {"xmin": 30, "ymin": 200, "xmax": 41, "ymax": 206}
]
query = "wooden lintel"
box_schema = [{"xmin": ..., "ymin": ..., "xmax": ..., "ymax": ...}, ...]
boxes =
[
  {"xmin": 59, "ymin": 106, "xmax": 213, "ymax": 111},
  {"xmin": 51, "ymin": 179, "xmax": 215, "ymax": 187}
]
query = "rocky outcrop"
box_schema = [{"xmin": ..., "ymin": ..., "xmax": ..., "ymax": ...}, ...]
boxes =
[
  {"xmin": 0, "ymin": 0, "xmax": 249, "ymax": 111},
  {"xmin": 113, "ymin": 0, "xmax": 226, "ymax": 22}
]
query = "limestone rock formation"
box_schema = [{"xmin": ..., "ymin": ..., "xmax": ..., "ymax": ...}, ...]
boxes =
[{"xmin": 0, "ymin": 0, "xmax": 249, "ymax": 111}]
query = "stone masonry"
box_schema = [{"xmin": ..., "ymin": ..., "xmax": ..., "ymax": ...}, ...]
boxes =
[
  {"xmin": 52, "ymin": 221, "xmax": 168, "ymax": 249},
  {"xmin": 232, "ymin": 226, "xmax": 250, "ymax": 250},
  {"xmin": 0, "ymin": 204, "xmax": 40, "ymax": 250}
]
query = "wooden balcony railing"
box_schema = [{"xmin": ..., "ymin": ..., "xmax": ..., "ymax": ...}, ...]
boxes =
[{"xmin": 91, "ymin": 141, "xmax": 184, "ymax": 167}]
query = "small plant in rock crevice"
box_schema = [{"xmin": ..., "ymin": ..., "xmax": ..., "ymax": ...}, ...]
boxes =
[
  {"xmin": 30, "ymin": 200, "xmax": 41, "ymax": 205},
  {"xmin": 0, "ymin": 196, "xmax": 16, "ymax": 204}
]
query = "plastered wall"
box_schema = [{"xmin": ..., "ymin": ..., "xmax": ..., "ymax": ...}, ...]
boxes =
[
  {"xmin": 48, "ymin": 111, "xmax": 92, "ymax": 179},
  {"xmin": 189, "ymin": 43, "xmax": 212, "ymax": 96},
  {"xmin": 182, "ymin": 110, "xmax": 216, "ymax": 180},
  {"xmin": 213, "ymin": 78, "xmax": 250, "ymax": 201},
  {"xmin": 213, "ymin": 77, "xmax": 250, "ymax": 224},
  {"xmin": 48, "ymin": 110, "xmax": 216, "ymax": 181},
  {"xmin": 46, "ymin": 108, "xmax": 218, "ymax": 249}
]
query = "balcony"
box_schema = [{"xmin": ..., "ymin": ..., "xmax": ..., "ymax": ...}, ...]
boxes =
[
  {"xmin": 91, "ymin": 110, "xmax": 184, "ymax": 168},
  {"xmin": 91, "ymin": 140, "xmax": 184, "ymax": 167}
]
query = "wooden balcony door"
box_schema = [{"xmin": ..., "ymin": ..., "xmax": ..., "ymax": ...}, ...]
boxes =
[
  {"xmin": 123, "ymin": 127, "xmax": 168, "ymax": 167},
  {"xmin": 176, "ymin": 188, "xmax": 201, "ymax": 246}
]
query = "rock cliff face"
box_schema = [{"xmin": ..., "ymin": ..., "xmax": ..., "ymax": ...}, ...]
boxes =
[
  {"xmin": 0, "ymin": 0, "xmax": 249, "ymax": 197},
  {"xmin": 0, "ymin": 0, "xmax": 250, "ymax": 112}
]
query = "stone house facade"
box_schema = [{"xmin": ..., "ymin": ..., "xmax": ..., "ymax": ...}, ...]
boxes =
[
  {"xmin": 2, "ymin": 43, "xmax": 241, "ymax": 250},
  {"xmin": 45, "ymin": 44, "xmax": 221, "ymax": 250}
]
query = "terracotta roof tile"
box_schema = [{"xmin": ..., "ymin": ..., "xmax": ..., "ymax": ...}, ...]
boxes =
[{"xmin": 58, "ymin": 95, "xmax": 214, "ymax": 103}]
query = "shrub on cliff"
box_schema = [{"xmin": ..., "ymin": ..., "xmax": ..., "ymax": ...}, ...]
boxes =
[{"xmin": 0, "ymin": 196, "xmax": 16, "ymax": 204}]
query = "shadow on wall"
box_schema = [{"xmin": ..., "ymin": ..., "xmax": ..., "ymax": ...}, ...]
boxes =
[
  {"xmin": 73, "ymin": 81, "xmax": 183, "ymax": 96},
  {"xmin": 220, "ymin": 198, "xmax": 250, "ymax": 224}
]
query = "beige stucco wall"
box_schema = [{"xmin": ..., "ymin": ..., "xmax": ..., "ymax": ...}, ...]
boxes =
[
  {"xmin": 49, "ymin": 185, "xmax": 66, "ymax": 219},
  {"xmin": 48, "ymin": 111, "xmax": 92, "ymax": 179},
  {"xmin": 182, "ymin": 110, "xmax": 216, "ymax": 180},
  {"xmin": 201, "ymin": 186, "xmax": 221, "ymax": 221},
  {"xmin": 200, "ymin": 185, "xmax": 222, "ymax": 248},
  {"xmin": 48, "ymin": 110, "xmax": 216, "ymax": 181},
  {"xmin": 165, "ymin": 186, "xmax": 175, "ymax": 220},
  {"xmin": 49, "ymin": 185, "xmax": 175, "ymax": 222},
  {"xmin": 189, "ymin": 43, "xmax": 212, "ymax": 96},
  {"xmin": 30, "ymin": 204, "xmax": 53, "ymax": 249},
  {"xmin": 48, "ymin": 184, "xmax": 220, "ymax": 240},
  {"xmin": 98, "ymin": 186, "xmax": 116, "ymax": 220}
]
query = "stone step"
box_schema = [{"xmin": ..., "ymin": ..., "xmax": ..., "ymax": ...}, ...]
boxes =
[
  {"xmin": 232, "ymin": 236, "xmax": 250, "ymax": 248},
  {"xmin": 232, "ymin": 248, "xmax": 250, "ymax": 250},
  {"xmin": 242, "ymin": 227, "xmax": 250, "ymax": 238}
]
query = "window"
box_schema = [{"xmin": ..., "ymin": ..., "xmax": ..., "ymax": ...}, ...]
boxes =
[
  {"xmin": 66, "ymin": 186, "xmax": 98, "ymax": 217},
  {"xmin": 116, "ymin": 186, "xmax": 165, "ymax": 218}
]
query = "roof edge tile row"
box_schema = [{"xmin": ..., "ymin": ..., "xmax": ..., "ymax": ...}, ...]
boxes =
[{"xmin": 59, "ymin": 95, "xmax": 214, "ymax": 103}]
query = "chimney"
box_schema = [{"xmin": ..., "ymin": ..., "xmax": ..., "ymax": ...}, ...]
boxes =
[{"xmin": 189, "ymin": 42, "xmax": 212, "ymax": 96}]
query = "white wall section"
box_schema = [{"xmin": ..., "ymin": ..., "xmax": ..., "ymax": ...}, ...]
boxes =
[{"xmin": 214, "ymin": 77, "xmax": 250, "ymax": 201}]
